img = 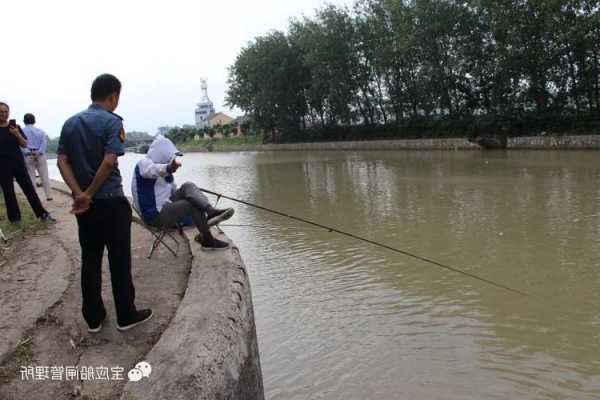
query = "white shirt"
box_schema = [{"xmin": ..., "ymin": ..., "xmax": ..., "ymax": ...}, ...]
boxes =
[
  {"xmin": 131, "ymin": 136, "xmax": 180, "ymax": 222},
  {"xmin": 21, "ymin": 124, "xmax": 48, "ymax": 155}
]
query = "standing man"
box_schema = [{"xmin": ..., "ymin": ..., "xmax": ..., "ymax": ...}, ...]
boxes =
[
  {"xmin": 21, "ymin": 113, "xmax": 53, "ymax": 201},
  {"xmin": 57, "ymin": 74, "xmax": 152, "ymax": 333},
  {"xmin": 0, "ymin": 102, "xmax": 55, "ymax": 224}
]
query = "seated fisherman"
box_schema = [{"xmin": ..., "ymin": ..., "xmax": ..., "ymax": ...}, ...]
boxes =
[{"xmin": 132, "ymin": 135, "xmax": 233, "ymax": 250}]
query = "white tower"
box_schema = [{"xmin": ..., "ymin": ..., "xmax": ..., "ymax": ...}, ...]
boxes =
[{"xmin": 195, "ymin": 78, "xmax": 215, "ymax": 128}]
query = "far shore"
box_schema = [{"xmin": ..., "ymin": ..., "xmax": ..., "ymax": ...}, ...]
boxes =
[
  {"xmin": 175, "ymin": 134, "xmax": 600, "ymax": 153},
  {"xmin": 46, "ymin": 133, "xmax": 600, "ymax": 158}
]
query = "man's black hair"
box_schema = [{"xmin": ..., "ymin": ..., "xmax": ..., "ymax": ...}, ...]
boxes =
[
  {"xmin": 91, "ymin": 74, "xmax": 121, "ymax": 101},
  {"xmin": 0, "ymin": 102, "xmax": 9, "ymax": 110},
  {"xmin": 24, "ymin": 113, "xmax": 35, "ymax": 125}
]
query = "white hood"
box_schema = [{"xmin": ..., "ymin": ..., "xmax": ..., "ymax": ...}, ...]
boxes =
[
  {"xmin": 133, "ymin": 135, "xmax": 182, "ymax": 221},
  {"xmin": 146, "ymin": 135, "xmax": 181, "ymax": 164}
]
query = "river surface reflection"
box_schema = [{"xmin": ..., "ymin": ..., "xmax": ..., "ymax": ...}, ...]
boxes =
[{"xmin": 50, "ymin": 150, "xmax": 600, "ymax": 399}]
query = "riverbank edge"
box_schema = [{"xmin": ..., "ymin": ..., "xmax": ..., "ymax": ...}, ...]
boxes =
[
  {"xmin": 50, "ymin": 181, "xmax": 264, "ymax": 400},
  {"xmin": 181, "ymin": 134, "xmax": 600, "ymax": 152}
]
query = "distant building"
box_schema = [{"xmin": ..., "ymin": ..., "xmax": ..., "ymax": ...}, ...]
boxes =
[
  {"xmin": 157, "ymin": 126, "xmax": 171, "ymax": 136},
  {"xmin": 234, "ymin": 115, "xmax": 251, "ymax": 136},
  {"xmin": 123, "ymin": 131, "xmax": 154, "ymax": 149},
  {"xmin": 208, "ymin": 112, "xmax": 234, "ymax": 128},
  {"xmin": 234, "ymin": 115, "xmax": 251, "ymax": 126},
  {"xmin": 195, "ymin": 79, "xmax": 215, "ymax": 128}
]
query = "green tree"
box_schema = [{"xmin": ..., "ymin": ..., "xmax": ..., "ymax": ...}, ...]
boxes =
[
  {"xmin": 226, "ymin": 31, "xmax": 308, "ymax": 142},
  {"xmin": 225, "ymin": 0, "xmax": 600, "ymax": 143}
]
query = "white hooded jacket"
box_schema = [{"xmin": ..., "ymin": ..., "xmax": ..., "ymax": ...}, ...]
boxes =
[{"xmin": 131, "ymin": 135, "xmax": 180, "ymax": 222}]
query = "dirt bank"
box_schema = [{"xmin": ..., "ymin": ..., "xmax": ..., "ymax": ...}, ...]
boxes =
[{"xmin": 0, "ymin": 185, "xmax": 192, "ymax": 400}]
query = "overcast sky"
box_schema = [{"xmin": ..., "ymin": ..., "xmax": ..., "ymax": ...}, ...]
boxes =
[{"xmin": 3, "ymin": 0, "xmax": 353, "ymax": 138}]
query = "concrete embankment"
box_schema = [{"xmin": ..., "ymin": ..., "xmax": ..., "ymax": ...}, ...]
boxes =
[
  {"xmin": 508, "ymin": 134, "xmax": 600, "ymax": 149},
  {"xmin": 121, "ymin": 228, "xmax": 264, "ymax": 400},
  {"xmin": 188, "ymin": 134, "xmax": 600, "ymax": 152}
]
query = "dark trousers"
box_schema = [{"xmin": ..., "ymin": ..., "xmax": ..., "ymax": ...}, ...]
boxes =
[
  {"xmin": 151, "ymin": 182, "xmax": 212, "ymax": 239},
  {"xmin": 76, "ymin": 197, "xmax": 136, "ymax": 327},
  {"xmin": 0, "ymin": 155, "xmax": 47, "ymax": 222}
]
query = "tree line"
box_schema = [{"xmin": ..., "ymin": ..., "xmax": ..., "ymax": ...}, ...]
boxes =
[
  {"xmin": 226, "ymin": 0, "xmax": 600, "ymax": 143},
  {"xmin": 164, "ymin": 122, "xmax": 249, "ymax": 145}
]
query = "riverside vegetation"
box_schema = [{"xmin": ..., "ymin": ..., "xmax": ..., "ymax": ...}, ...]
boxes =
[
  {"xmin": 46, "ymin": 2, "xmax": 600, "ymax": 150},
  {"xmin": 0, "ymin": 196, "xmax": 46, "ymax": 239},
  {"xmin": 222, "ymin": 0, "xmax": 600, "ymax": 144}
]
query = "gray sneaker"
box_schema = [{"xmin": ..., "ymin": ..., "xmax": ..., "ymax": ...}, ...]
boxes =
[
  {"xmin": 40, "ymin": 213, "xmax": 57, "ymax": 223},
  {"xmin": 117, "ymin": 309, "xmax": 153, "ymax": 331},
  {"xmin": 88, "ymin": 316, "xmax": 106, "ymax": 334},
  {"xmin": 207, "ymin": 208, "xmax": 234, "ymax": 226},
  {"xmin": 200, "ymin": 237, "xmax": 230, "ymax": 251}
]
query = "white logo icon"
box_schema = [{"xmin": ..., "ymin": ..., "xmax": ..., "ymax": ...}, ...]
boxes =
[
  {"xmin": 127, "ymin": 368, "xmax": 143, "ymax": 382},
  {"xmin": 135, "ymin": 361, "xmax": 152, "ymax": 378},
  {"xmin": 128, "ymin": 361, "xmax": 152, "ymax": 382}
]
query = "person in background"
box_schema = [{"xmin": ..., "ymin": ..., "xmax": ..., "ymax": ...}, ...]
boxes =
[
  {"xmin": 0, "ymin": 102, "xmax": 55, "ymax": 224},
  {"xmin": 131, "ymin": 135, "xmax": 234, "ymax": 250},
  {"xmin": 57, "ymin": 74, "xmax": 152, "ymax": 334},
  {"xmin": 21, "ymin": 113, "xmax": 53, "ymax": 201},
  {"xmin": 42, "ymin": 134, "xmax": 51, "ymax": 187}
]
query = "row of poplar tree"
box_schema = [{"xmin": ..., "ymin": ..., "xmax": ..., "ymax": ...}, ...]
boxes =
[{"xmin": 226, "ymin": 0, "xmax": 600, "ymax": 143}]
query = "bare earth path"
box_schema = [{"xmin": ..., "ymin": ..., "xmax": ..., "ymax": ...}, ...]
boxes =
[{"xmin": 0, "ymin": 184, "xmax": 192, "ymax": 400}]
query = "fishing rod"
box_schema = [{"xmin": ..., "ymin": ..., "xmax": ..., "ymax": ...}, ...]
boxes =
[{"xmin": 202, "ymin": 188, "xmax": 530, "ymax": 298}]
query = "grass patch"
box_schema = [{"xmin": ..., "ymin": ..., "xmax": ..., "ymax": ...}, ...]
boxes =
[
  {"xmin": 0, "ymin": 195, "xmax": 47, "ymax": 239},
  {"xmin": 0, "ymin": 338, "xmax": 34, "ymax": 379},
  {"xmin": 11, "ymin": 340, "xmax": 34, "ymax": 366},
  {"xmin": 178, "ymin": 134, "xmax": 264, "ymax": 151}
]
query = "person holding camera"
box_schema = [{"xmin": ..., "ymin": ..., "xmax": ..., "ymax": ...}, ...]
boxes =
[
  {"xmin": 21, "ymin": 113, "xmax": 53, "ymax": 201},
  {"xmin": 0, "ymin": 102, "xmax": 55, "ymax": 224},
  {"xmin": 57, "ymin": 74, "xmax": 152, "ymax": 333}
]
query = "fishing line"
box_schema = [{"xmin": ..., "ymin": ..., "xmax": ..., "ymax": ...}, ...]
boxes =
[
  {"xmin": 202, "ymin": 188, "xmax": 530, "ymax": 298},
  {"xmin": 219, "ymin": 223, "xmax": 322, "ymax": 230}
]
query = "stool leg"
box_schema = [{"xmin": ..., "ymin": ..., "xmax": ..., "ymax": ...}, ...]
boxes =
[
  {"xmin": 149, "ymin": 231, "xmax": 178, "ymax": 258},
  {"xmin": 148, "ymin": 232, "xmax": 165, "ymax": 259}
]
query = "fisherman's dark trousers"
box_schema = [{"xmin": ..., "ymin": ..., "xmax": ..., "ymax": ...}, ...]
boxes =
[
  {"xmin": 76, "ymin": 197, "xmax": 136, "ymax": 327},
  {"xmin": 0, "ymin": 155, "xmax": 47, "ymax": 222},
  {"xmin": 150, "ymin": 182, "xmax": 212, "ymax": 237}
]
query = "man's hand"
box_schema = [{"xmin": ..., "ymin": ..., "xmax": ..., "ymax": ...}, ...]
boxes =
[
  {"xmin": 72, "ymin": 192, "xmax": 92, "ymax": 214},
  {"xmin": 169, "ymin": 159, "xmax": 182, "ymax": 173},
  {"xmin": 8, "ymin": 125, "xmax": 20, "ymax": 137},
  {"xmin": 10, "ymin": 125, "xmax": 27, "ymax": 148}
]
